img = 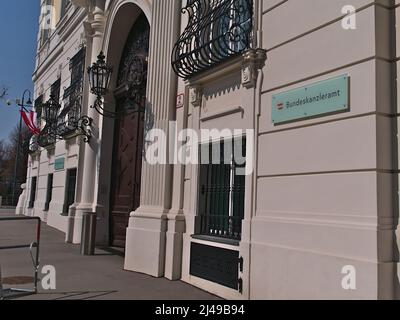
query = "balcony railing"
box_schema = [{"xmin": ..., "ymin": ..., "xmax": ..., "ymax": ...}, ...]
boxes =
[
  {"xmin": 37, "ymin": 125, "xmax": 56, "ymax": 148},
  {"xmin": 172, "ymin": 0, "xmax": 253, "ymax": 79},
  {"xmin": 58, "ymin": 79, "xmax": 84, "ymax": 137}
]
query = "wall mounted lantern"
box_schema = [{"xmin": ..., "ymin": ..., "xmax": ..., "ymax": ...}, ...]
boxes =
[
  {"xmin": 43, "ymin": 94, "xmax": 61, "ymax": 124},
  {"xmin": 37, "ymin": 94, "xmax": 93, "ymax": 148},
  {"xmin": 87, "ymin": 51, "xmax": 115, "ymax": 118},
  {"xmin": 87, "ymin": 51, "xmax": 148, "ymax": 119}
]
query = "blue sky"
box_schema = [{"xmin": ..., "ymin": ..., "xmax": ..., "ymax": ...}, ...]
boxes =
[{"xmin": 0, "ymin": 1, "xmax": 39, "ymax": 142}]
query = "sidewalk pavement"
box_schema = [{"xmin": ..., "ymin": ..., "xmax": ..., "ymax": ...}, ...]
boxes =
[{"xmin": 0, "ymin": 210, "xmax": 220, "ymax": 300}]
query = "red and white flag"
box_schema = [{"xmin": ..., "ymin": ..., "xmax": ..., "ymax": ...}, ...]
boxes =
[{"xmin": 21, "ymin": 111, "xmax": 41, "ymax": 136}]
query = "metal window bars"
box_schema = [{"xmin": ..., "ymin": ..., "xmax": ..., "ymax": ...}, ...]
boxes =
[
  {"xmin": 37, "ymin": 47, "xmax": 92, "ymax": 148},
  {"xmin": 0, "ymin": 217, "xmax": 41, "ymax": 300},
  {"xmin": 57, "ymin": 79, "xmax": 92, "ymax": 140},
  {"xmin": 197, "ymin": 138, "xmax": 246, "ymax": 241}
]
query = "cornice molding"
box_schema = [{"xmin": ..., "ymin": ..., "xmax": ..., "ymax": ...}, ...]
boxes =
[{"xmin": 71, "ymin": 0, "xmax": 91, "ymax": 10}]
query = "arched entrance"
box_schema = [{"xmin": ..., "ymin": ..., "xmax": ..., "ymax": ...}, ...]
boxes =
[{"xmin": 109, "ymin": 13, "xmax": 150, "ymax": 247}]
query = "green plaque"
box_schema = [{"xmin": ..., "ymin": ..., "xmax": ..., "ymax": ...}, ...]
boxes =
[
  {"xmin": 272, "ymin": 75, "xmax": 350, "ymax": 124},
  {"xmin": 55, "ymin": 158, "xmax": 65, "ymax": 171}
]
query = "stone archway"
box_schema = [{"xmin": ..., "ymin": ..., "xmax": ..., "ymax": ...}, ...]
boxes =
[
  {"xmin": 95, "ymin": 2, "xmax": 150, "ymax": 247},
  {"xmin": 109, "ymin": 14, "xmax": 149, "ymax": 247}
]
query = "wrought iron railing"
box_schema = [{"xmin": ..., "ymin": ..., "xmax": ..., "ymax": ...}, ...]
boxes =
[
  {"xmin": 37, "ymin": 125, "xmax": 56, "ymax": 148},
  {"xmin": 59, "ymin": 80, "xmax": 83, "ymax": 134},
  {"xmin": 199, "ymin": 214, "xmax": 243, "ymax": 241},
  {"xmin": 58, "ymin": 79, "xmax": 87, "ymax": 138},
  {"xmin": 172, "ymin": 0, "xmax": 253, "ymax": 79}
]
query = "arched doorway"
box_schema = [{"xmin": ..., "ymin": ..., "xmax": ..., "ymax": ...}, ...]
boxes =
[{"xmin": 109, "ymin": 13, "xmax": 150, "ymax": 247}]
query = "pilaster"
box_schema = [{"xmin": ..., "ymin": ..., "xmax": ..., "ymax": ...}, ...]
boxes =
[
  {"xmin": 125, "ymin": 0, "xmax": 181, "ymax": 277},
  {"xmin": 69, "ymin": 0, "xmax": 106, "ymax": 244}
]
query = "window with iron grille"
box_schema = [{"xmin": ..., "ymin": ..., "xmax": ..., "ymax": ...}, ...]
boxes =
[
  {"xmin": 70, "ymin": 47, "xmax": 86, "ymax": 84},
  {"xmin": 172, "ymin": 0, "xmax": 253, "ymax": 79},
  {"xmin": 51, "ymin": 78, "xmax": 61, "ymax": 103},
  {"xmin": 28, "ymin": 177, "xmax": 37, "ymax": 209},
  {"xmin": 197, "ymin": 137, "xmax": 246, "ymax": 242},
  {"xmin": 59, "ymin": 47, "xmax": 86, "ymax": 137},
  {"xmin": 44, "ymin": 174, "xmax": 53, "ymax": 212},
  {"xmin": 63, "ymin": 168, "xmax": 77, "ymax": 215}
]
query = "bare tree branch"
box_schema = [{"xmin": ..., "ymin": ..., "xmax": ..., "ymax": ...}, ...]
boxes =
[{"xmin": 0, "ymin": 85, "xmax": 9, "ymax": 101}]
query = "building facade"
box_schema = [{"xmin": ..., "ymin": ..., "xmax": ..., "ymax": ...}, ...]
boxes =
[{"xmin": 17, "ymin": 0, "xmax": 400, "ymax": 299}]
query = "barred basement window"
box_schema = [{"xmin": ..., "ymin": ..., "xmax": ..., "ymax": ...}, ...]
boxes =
[
  {"xmin": 172, "ymin": 0, "xmax": 253, "ymax": 79},
  {"xmin": 197, "ymin": 137, "xmax": 246, "ymax": 242}
]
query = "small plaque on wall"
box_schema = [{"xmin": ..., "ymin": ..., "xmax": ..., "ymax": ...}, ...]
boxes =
[{"xmin": 54, "ymin": 158, "xmax": 65, "ymax": 171}]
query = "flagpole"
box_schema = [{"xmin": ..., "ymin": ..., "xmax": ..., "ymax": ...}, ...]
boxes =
[{"xmin": 11, "ymin": 89, "xmax": 32, "ymax": 207}]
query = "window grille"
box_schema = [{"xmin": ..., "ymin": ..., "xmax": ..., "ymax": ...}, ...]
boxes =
[
  {"xmin": 28, "ymin": 177, "xmax": 37, "ymax": 209},
  {"xmin": 197, "ymin": 137, "xmax": 246, "ymax": 241},
  {"xmin": 63, "ymin": 169, "xmax": 77, "ymax": 215},
  {"xmin": 44, "ymin": 174, "xmax": 53, "ymax": 212},
  {"xmin": 58, "ymin": 47, "xmax": 86, "ymax": 137}
]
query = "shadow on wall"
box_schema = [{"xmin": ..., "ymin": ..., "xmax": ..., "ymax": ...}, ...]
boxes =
[
  {"xmin": 392, "ymin": 173, "xmax": 399, "ymax": 299},
  {"xmin": 394, "ymin": 116, "xmax": 400, "ymax": 300},
  {"xmin": 203, "ymin": 73, "xmax": 241, "ymax": 100},
  {"xmin": 390, "ymin": 1, "xmax": 400, "ymax": 299}
]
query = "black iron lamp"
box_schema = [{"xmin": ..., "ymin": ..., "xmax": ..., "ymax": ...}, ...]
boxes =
[
  {"xmin": 88, "ymin": 51, "xmax": 148, "ymax": 118},
  {"xmin": 43, "ymin": 94, "xmax": 61, "ymax": 124},
  {"xmin": 87, "ymin": 51, "xmax": 114, "ymax": 117},
  {"xmin": 38, "ymin": 95, "xmax": 59, "ymax": 148},
  {"xmin": 88, "ymin": 51, "xmax": 112, "ymax": 97},
  {"xmin": 38, "ymin": 93, "xmax": 93, "ymax": 148}
]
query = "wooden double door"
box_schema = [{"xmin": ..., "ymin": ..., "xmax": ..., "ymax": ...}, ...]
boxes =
[
  {"xmin": 109, "ymin": 13, "xmax": 149, "ymax": 248},
  {"xmin": 109, "ymin": 108, "xmax": 144, "ymax": 247}
]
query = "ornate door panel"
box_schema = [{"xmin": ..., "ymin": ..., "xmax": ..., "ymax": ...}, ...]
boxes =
[{"xmin": 109, "ymin": 13, "xmax": 149, "ymax": 247}]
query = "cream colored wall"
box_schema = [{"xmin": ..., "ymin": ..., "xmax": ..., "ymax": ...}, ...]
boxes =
[
  {"xmin": 251, "ymin": 0, "xmax": 396, "ymax": 299},
  {"xmin": 177, "ymin": 0, "xmax": 399, "ymax": 300},
  {"xmin": 19, "ymin": 0, "xmax": 400, "ymax": 301},
  {"xmin": 20, "ymin": 3, "xmax": 87, "ymax": 236}
]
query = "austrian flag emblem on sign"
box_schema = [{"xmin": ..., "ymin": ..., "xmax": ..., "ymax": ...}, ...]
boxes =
[{"xmin": 272, "ymin": 75, "xmax": 350, "ymax": 125}]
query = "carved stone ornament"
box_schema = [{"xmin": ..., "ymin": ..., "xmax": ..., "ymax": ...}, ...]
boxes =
[
  {"xmin": 241, "ymin": 48, "xmax": 267, "ymax": 88},
  {"xmin": 189, "ymin": 86, "xmax": 202, "ymax": 107}
]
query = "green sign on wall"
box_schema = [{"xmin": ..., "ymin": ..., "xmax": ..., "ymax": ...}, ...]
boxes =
[
  {"xmin": 55, "ymin": 158, "xmax": 65, "ymax": 171},
  {"xmin": 272, "ymin": 75, "xmax": 350, "ymax": 124}
]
